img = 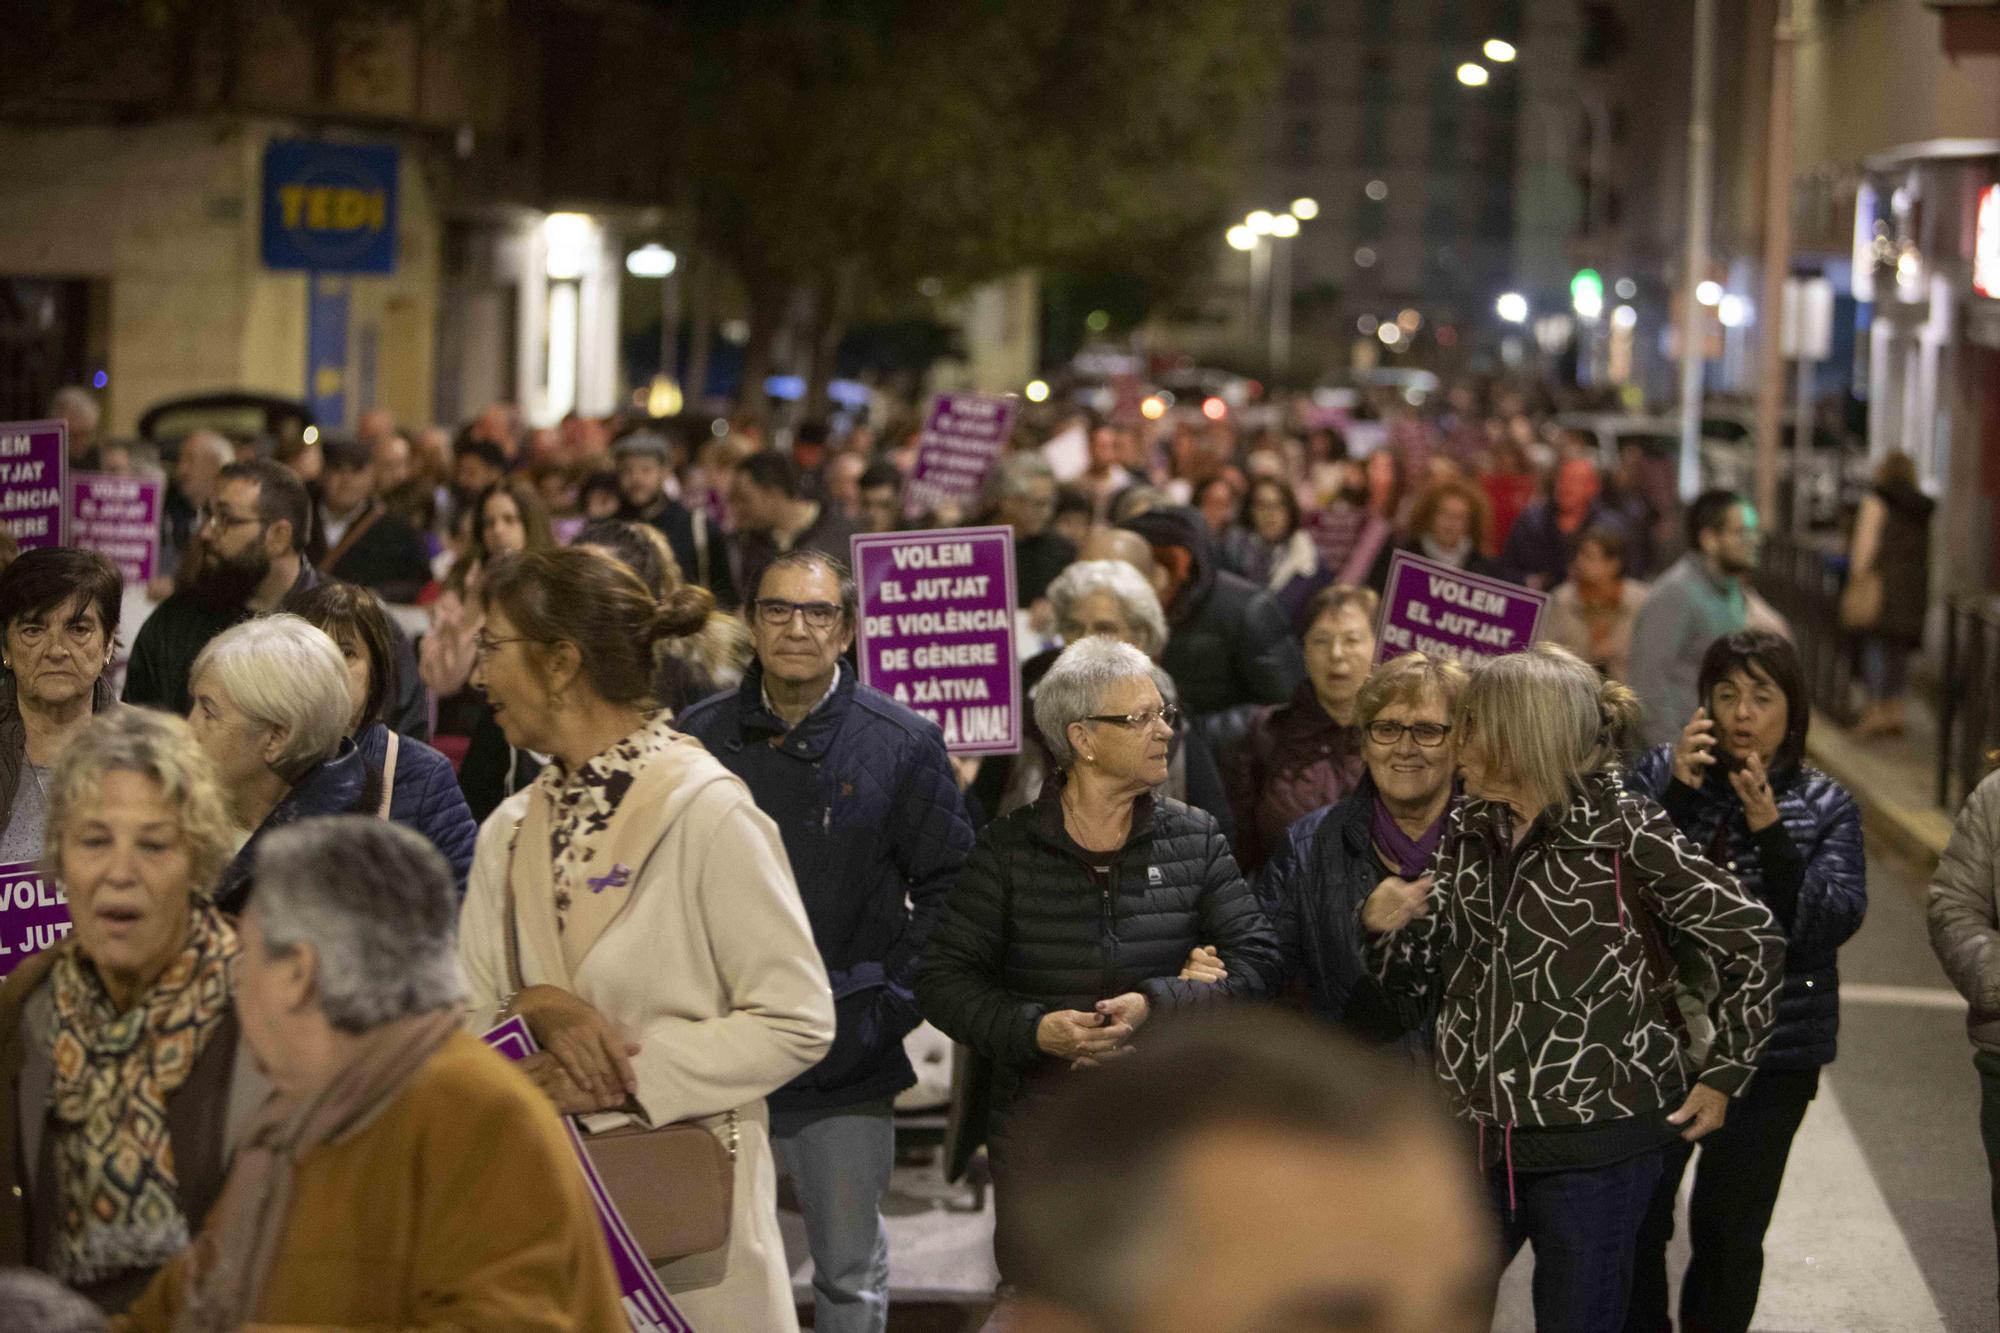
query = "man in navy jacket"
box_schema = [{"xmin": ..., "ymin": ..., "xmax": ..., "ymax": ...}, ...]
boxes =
[{"xmin": 679, "ymin": 549, "xmax": 973, "ymax": 1333}]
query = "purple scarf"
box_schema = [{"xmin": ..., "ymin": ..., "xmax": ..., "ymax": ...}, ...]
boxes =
[{"xmin": 1371, "ymin": 793, "xmax": 1455, "ymax": 879}]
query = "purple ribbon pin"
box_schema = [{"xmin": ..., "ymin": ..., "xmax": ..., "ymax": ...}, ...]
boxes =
[{"xmin": 585, "ymin": 864, "xmax": 631, "ymax": 895}]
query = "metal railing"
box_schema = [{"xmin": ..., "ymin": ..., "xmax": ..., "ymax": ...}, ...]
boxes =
[
  {"xmin": 1938, "ymin": 594, "xmax": 2000, "ymax": 811},
  {"xmin": 1757, "ymin": 531, "xmax": 1858, "ymax": 727}
]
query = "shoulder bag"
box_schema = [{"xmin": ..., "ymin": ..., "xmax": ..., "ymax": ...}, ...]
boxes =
[{"xmin": 502, "ymin": 835, "xmax": 734, "ymax": 1265}]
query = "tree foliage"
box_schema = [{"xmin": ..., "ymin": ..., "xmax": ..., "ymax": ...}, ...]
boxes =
[{"xmin": 668, "ymin": 0, "xmax": 1284, "ymax": 401}]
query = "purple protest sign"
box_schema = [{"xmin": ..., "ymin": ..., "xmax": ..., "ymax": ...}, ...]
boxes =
[
  {"xmin": 902, "ymin": 392, "xmax": 1018, "ymax": 520},
  {"xmin": 852, "ymin": 526, "xmax": 1020, "ymax": 755},
  {"xmin": 0, "ymin": 861, "xmax": 72, "ymax": 977},
  {"xmin": 1374, "ymin": 551, "xmax": 1548, "ymax": 666},
  {"xmin": 483, "ymin": 1017, "xmax": 694, "ymax": 1333},
  {"xmin": 71, "ymin": 472, "xmax": 163, "ymax": 583},
  {"xmin": 0, "ymin": 419, "xmax": 69, "ymax": 552}
]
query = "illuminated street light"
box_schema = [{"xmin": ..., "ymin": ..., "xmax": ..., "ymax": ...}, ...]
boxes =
[
  {"xmin": 1247, "ymin": 209, "xmax": 1276, "ymax": 234},
  {"xmin": 1484, "ymin": 38, "xmax": 1518, "ymax": 63},
  {"xmin": 1025, "ymin": 379, "xmax": 1050, "ymax": 403},
  {"xmin": 1396, "ymin": 308, "xmax": 1423, "ymax": 332},
  {"xmin": 543, "ymin": 212, "xmax": 595, "ymax": 280},
  {"xmin": 1718, "ymin": 294, "xmax": 1750, "ymax": 328},
  {"xmin": 1271, "ymin": 213, "xmax": 1300, "ymax": 238},
  {"xmin": 1570, "ymin": 268, "xmax": 1605, "ymax": 321},
  {"xmin": 1201, "ymin": 397, "xmax": 1228, "ymax": 421},
  {"xmin": 1496, "ymin": 291, "xmax": 1530, "ymax": 324},
  {"xmin": 1140, "ymin": 395, "xmax": 1167, "ymax": 420},
  {"xmin": 1226, "ymin": 224, "xmax": 1257, "ymax": 251},
  {"xmin": 1457, "ymin": 62, "xmax": 1490, "ymax": 87},
  {"xmin": 1612, "ymin": 304, "xmax": 1639, "ymax": 329},
  {"xmin": 1376, "ymin": 322, "xmax": 1401, "ymax": 347},
  {"xmin": 1365, "ymin": 179, "xmax": 1389, "ymax": 201},
  {"xmin": 1291, "ymin": 197, "xmax": 1320, "ymax": 220},
  {"xmin": 1696, "ymin": 280, "xmax": 1724, "ymax": 307},
  {"xmin": 1614, "ymin": 277, "xmax": 1638, "ymax": 300},
  {"xmin": 625, "ymin": 244, "xmax": 677, "ymax": 278}
]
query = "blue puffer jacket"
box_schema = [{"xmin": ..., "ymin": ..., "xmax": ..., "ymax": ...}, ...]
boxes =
[
  {"xmin": 679, "ymin": 663, "xmax": 975, "ymax": 1113},
  {"xmin": 214, "ymin": 739, "xmax": 380, "ymax": 915},
  {"xmin": 356, "ymin": 723, "xmax": 478, "ymax": 896},
  {"xmin": 1630, "ymin": 744, "xmax": 1867, "ymax": 1069}
]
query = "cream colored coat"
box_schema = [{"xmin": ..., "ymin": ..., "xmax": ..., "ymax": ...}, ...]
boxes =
[{"xmin": 459, "ymin": 731, "xmax": 835, "ymax": 1333}]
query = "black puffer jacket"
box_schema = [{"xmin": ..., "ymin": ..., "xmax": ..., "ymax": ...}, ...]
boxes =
[
  {"xmin": 1119, "ymin": 507, "xmax": 1302, "ymax": 742},
  {"xmin": 214, "ymin": 739, "xmax": 381, "ymax": 914},
  {"xmin": 1630, "ymin": 745, "xmax": 1867, "ymax": 1069},
  {"xmin": 1257, "ymin": 775, "xmax": 1435, "ymax": 1053},
  {"xmin": 917, "ymin": 785, "xmax": 1280, "ymax": 1133}
]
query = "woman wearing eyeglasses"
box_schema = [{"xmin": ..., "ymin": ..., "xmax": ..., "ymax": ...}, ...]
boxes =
[
  {"xmin": 1223, "ymin": 584, "xmax": 1379, "ymax": 874},
  {"xmin": 457, "ymin": 546, "xmax": 834, "ymax": 1331},
  {"xmin": 918, "ymin": 636, "xmax": 1282, "ymax": 1285},
  {"xmin": 1255, "ymin": 651, "xmax": 1466, "ymax": 1056}
]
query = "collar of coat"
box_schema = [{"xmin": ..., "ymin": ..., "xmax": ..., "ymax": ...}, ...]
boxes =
[
  {"xmin": 1029, "ymin": 777, "xmax": 1160, "ymax": 862},
  {"xmin": 1463, "ymin": 768, "xmax": 1633, "ymax": 853},
  {"xmin": 727, "ymin": 659, "xmax": 855, "ymax": 760}
]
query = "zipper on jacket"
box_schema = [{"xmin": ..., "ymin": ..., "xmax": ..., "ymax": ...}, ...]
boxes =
[{"xmin": 1098, "ymin": 865, "xmax": 1117, "ymax": 998}]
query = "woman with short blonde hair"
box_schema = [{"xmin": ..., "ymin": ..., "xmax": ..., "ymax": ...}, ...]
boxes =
[
  {"xmin": 0, "ymin": 709, "xmax": 260, "ymax": 1312},
  {"xmin": 1365, "ymin": 643, "xmax": 1784, "ymax": 1329}
]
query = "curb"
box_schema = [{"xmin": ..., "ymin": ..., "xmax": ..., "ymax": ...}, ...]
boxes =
[{"xmin": 1806, "ymin": 711, "xmax": 1953, "ymax": 885}]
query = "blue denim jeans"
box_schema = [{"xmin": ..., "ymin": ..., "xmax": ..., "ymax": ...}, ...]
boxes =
[
  {"xmin": 771, "ymin": 1099, "xmax": 895, "ymax": 1333},
  {"xmin": 1490, "ymin": 1147, "xmax": 1668, "ymax": 1333}
]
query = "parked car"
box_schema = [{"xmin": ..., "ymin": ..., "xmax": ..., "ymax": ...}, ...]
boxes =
[{"xmin": 138, "ymin": 391, "xmax": 315, "ymax": 460}]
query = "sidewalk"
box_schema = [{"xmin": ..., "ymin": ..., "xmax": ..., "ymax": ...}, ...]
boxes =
[{"xmin": 1806, "ymin": 698, "xmax": 1956, "ymax": 886}]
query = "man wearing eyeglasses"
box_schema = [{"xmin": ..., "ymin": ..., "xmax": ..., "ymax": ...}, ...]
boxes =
[
  {"xmin": 123, "ymin": 460, "xmax": 428, "ymax": 738},
  {"xmin": 677, "ymin": 549, "xmax": 974, "ymax": 1333}
]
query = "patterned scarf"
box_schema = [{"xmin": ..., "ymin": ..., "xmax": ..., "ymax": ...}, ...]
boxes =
[
  {"xmin": 47, "ymin": 904, "xmax": 238, "ymax": 1285},
  {"xmin": 539, "ymin": 709, "xmax": 681, "ymax": 936}
]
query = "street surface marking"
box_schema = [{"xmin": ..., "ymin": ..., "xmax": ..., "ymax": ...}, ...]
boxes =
[{"xmin": 1843, "ymin": 983, "xmax": 1968, "ymax": 1010}]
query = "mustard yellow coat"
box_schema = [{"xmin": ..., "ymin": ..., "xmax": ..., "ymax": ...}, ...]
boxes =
[{"xmin": 115, "ymin": 1031, "xmax": 627, "ymax": 1332}]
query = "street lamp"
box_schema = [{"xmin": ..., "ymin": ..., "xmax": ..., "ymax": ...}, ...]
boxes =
[
  {"xmin": 1457, "ymin": 62, "xmax": 1490, "ymax": 87},
  {"xmin": 1247, "ymin": 209, "xmax": 1276, "ymax": 235},
  {"xmin": 1226, "ymin": 225, "xmax": 1256, "ymax": 251},
  {"xmin": 1270, "ymin": 213, "xmax": 1300, "ymax": 238},
  {"xmin": 1291, "ymin": 197, "xmax": 1319, "ymax": 220},
  {"xmin": 1484, "ymin": 38, "xmax": 1518, "ymax": 63},
  {"xmin": 624, "ymin": 244, "xmax": 677, "ymax": 278},
  {"xmin": 1496, "ymin": 291, "xmax": 1530, "ymax": 324},
  {"xmin": 1696, "ymin": 280, "xmax": 1724, "ymax": 307}
]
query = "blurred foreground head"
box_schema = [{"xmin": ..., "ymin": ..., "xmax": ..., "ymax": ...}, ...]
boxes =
[{"xmin": 1004, "ymin": 1008, "xmax": 1494, "ymax": 1333}]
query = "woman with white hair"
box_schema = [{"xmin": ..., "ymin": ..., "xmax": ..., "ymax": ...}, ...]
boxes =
[
  {"xmin": 117, "ymin": 817, "xmax": 625, "ymax": 1330},
  {"xmin": 970, "ymin": 560, "xmax": 1232, "ymax": 837},
  {"xmin": 919, "ymin": 636, "xmax": 1280, "ymax": 1284},
  {"xmin": 1363, "ymin": 643, "xmax": 1784, "ymax": 1332},
  {"xmin": 185, "ymin": 614, "xmax": 378, "ymax": 914}
]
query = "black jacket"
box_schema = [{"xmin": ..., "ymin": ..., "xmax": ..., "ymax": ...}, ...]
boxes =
[
  {"xmin": 1365, "ymin": 536, "xmax": 1508, "ymax": 598},
  {"xmin": 214, "ymin": 739, "xmax": 381, "ymax": 914},
  {"xmin": 1371, "ymin": 770, "xmax": 1783, "ymax": 1130},
  {"xmin": 315, "ymin": 500, "xmax": 433, "ymax": 603},
  {"xmin": 1630, "ymin": 744, "xmax": 1867, "ymax": 1069},
  {"xmin": 1257, "ymin": 776, "xmax": 1434, "ymax": 1052},
  {"xmin": 128, "ymin": 564, "xmax": 429, "ymax": 740},
  {"xmin": 679, "ymin": 663, "xmax": 974, "ymax": 1112},
  {"xmin": 1500, "ymin": 499, "xmax": 1628, "ymax": 590},
  {"xmin": 1119, "ymin": 507, "xmax": 1302, "ymax": 738},
  {"xmin": 917, "ymin": 785, "xmax": 1281, "ymax": 1135},
  {"xmin": 622, "ymin": 495, "xmax": 737, "ymax": 609}
]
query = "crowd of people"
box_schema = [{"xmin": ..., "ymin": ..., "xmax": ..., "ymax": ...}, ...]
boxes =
[{"xmin": 0, "ymin": 374, "xmax": 1935, "ymax": 1333}]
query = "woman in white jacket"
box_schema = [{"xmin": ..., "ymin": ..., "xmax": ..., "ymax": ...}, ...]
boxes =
[{"xmin": 456, "ymin": 546, "xmax": 835, "ymax": 1331}]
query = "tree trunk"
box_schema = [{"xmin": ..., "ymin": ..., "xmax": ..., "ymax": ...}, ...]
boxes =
[
  {"xmin": 802, "ymin": 261, "xmax": 861, "ymax": 422},
  {"xmin": 737, "ymin": 289, "xmax": 786, "ymax": 414}
]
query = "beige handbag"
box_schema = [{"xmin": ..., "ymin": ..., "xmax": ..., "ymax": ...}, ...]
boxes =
[{"xmin": 503, "ymin": 846, "xmax": 734, "ymax": 1265}]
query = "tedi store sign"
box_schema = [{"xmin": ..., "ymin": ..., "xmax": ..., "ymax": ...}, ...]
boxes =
[{"xmin": 261, "ymin": 138, "xmax": 399, "ymax": 274}]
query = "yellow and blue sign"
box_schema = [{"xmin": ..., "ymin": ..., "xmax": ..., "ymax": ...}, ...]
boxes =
[{"xmin": 261, "ymin": 139, "xmax": 398, "ymax": 274}]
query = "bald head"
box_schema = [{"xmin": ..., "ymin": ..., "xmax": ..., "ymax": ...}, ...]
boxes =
[{"xmin": 1078, "ymin": 526, "xmax": 1156, "ymax": 581}]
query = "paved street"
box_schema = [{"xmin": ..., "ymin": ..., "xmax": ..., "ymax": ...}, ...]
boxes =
[{"xmin": 784, "ymin": 848, "xmax": 1996, "ymax": 1332}]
